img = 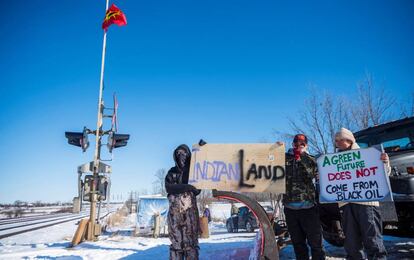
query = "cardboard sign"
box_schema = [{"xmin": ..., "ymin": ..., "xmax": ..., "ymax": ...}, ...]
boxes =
[
  {"xmin": 188, "ymin": 143, "xmax": 286, "ymax": 193},
  {"xmin": 317, "ymin": 145, "xmax": 393, "ymax": 203}
]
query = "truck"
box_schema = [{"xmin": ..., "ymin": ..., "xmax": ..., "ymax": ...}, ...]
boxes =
[{"xmin": 354, "ymin": 116, "xmax": 414, "ymax": 234}]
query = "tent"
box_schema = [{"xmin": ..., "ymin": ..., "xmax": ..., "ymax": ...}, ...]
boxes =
[{"xmin": 136, "ymin": 195, "xmax": 169, "ymax": 236}]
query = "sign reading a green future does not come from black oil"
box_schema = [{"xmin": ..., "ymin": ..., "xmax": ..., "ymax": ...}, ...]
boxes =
[{"xmin": 317, "ymin": 145, "xmax": 393, "ymax": 203}]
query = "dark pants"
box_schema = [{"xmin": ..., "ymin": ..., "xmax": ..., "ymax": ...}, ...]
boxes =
[
  {"xmin": 341, "ymin": 204, "xmax": 387, "ymax": 260},
  {"xmin": 232, "ymin": 215, "xmax": 239, "ymax": 232},
  {"xmin": 168, "ymin": 193, "xmax": 199, "ymax": 260},
  {"xmin": 284, "ymin": 206, "xmax": 326, "ymax": 260},
  {"xmin": 170, "ymin": 248, "xmax": 199, "ymax": 260}
]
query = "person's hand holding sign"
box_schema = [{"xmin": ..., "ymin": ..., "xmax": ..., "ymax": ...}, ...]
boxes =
[
  {"xmin": 380, "ymin": 153, "xmax": 389, "ymax": 163},
  {"xmin": 380, "ymin": 152, "xmax": 391, "ymax": 176}
]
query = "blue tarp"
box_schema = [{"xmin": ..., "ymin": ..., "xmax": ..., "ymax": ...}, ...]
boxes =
[{"xmin": 137, "ymin": 196, "xmax": 169, "ymax": 234}]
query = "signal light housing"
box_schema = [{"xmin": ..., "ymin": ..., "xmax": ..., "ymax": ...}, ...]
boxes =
[
  {"xmin": 65, "ymin": 127, "xmax": 89, "ymax": 152},
  {"xmin": 107, "ymin": 132, "xmax": 130, "ymax": 153}
]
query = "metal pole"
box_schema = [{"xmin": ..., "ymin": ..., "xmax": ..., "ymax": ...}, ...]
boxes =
[
  {"xmin": 106, "ymin": 177, "xmax": 111, "ymax": 208},
  {"xmin": 87, "ymin": 0, "xmax": 109, "ymax": 241},
  {"xmin": 78, "ymin": 172, "xmax": 83, "ymax": 211},
  {"xmin": 97, "ymin": 201, "xmax": 102, "ymax": 222}
]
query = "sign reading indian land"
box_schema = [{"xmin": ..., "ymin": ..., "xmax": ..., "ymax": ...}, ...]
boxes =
[
  {"xmin": 189, "ymin": 143, "xmax": 286, "ymax": 193},
  {"xmin": 317, "ymin": 145, "xmax": 393, "ymax": 203}
]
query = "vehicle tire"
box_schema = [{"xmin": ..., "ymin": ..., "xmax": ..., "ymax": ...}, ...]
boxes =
[
  {"xmin": 226, "ymin": 221, "xmax": 233, "ymax": 233},
  {"xmin": 273, "ymin": 220, "xmax": 288, "ymax": 236},
  {"xmin": 246, "ymin": 221, "xmax": 254, "ymax": 232},
  {"xmin": 397, "ymin": 221, "xmax": 414, "ymax": 236}
]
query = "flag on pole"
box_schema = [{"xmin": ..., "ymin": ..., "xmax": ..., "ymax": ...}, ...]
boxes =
[{"xmin": 102, "ymin": 4, "xmax": 127, "ymax": 31}]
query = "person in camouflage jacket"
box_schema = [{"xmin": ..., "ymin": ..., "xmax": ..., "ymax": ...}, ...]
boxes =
[
  {"xmin": 283, "ymin": 134, "xmax": 326, "ymax": 260},
  {"xmin": 165, "ymin": 144, "xmax": 200, "ymax": 260}
]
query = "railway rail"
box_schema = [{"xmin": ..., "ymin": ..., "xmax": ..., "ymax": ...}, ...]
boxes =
[
  {"xmin": 0, "ymin": 211, "xmax": 113, "ymax": 239},
  {"xmin": 0, "ymin": 213, "xmax": 73, "ymax": 226}
]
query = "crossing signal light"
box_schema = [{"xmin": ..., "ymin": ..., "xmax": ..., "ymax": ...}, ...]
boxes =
[
  {"xmin": 82, "ymin": 175, "xmax": 109, "ymax": 201},
  {"xmin": 107, "ymin": 132, "xmax": 129, "ymax": 153},
  {"xmin": 65, "ymin": 127, "xmax": 89, "ymax": 152}
]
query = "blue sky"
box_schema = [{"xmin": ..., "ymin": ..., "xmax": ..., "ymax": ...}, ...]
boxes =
[{"xmin": 0, "ymin": 1, "xmax": 413, "ymax": 203}]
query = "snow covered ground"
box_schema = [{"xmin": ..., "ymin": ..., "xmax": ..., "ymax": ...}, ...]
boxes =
[{"xmin": 0, "ymin": 213, "xmax": 413, "ymax": 259}]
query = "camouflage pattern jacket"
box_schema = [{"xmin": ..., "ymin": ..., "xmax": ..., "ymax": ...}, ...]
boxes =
[{"xmin": 284, "ymin": 151, "xmax": 318, "ymax": 204}]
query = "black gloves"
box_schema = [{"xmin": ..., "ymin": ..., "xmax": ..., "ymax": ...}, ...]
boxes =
[{"xmin": 198, "ymin": 139, "xmax": 207, "ymax": 146}]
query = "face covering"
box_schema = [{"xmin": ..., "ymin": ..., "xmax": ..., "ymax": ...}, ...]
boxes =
[
  {"xmin": 293, "ymin": 148, "xmax": 301, "ymax": 160},
  {"xmin": 293, "ymin": 142, "xmax": 306, "ymax": 160},
  {"xmin": 175, "ymin": 149, "xmax": 189, "ymax": 169}
]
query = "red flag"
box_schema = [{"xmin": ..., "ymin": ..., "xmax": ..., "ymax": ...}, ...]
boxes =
[{"xmin": 102, "ymin": 4, "xmax": 127, "ymax": 31}]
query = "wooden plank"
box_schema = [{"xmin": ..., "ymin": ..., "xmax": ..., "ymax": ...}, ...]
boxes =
[
  {"xmin": 199, "ymin": 217, "xmax": 209, "ymax": 238},
  {"xmin": 189, "ymin": 143, "xmax": 285, "ymax": 193},
  {"xmin": 71, "ymin": 218, "xmax": 89, "ymax": 247}
]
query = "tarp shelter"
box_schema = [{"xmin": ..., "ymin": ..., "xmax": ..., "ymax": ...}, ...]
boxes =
[{"xmin": 136, "ymin": 195, "xmax": 169, "ymax": 236}]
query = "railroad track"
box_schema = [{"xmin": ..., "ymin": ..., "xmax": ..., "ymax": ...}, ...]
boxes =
[
  {"xmin": 0, "ymin": 211, "xmax": 114, "ymax": 240},
  {"xmin": 0, "ymin": 213, "xmax": 73, "ymax": 226},
  {"xmin": 0, "ymin": 214, "xmax": 87, "ymax": 232}
]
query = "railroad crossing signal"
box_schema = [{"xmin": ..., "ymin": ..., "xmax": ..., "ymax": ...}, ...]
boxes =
[
  {"xmin": 78, "ymin": 161, "xmax": 112, "ymax": 174},
  {"xmin": 65, "ymin": 127, "xmax": 89, "ymax": 152},
  {"xmin": 82, "ymin": 175, "xmax": 109, "ymax": 202},
  {"xmin": 65, "ymin": 95, "xmax": 129, "ymax": 241},
  {"xmin": 107, "ymin": 132, "xmax": 130, "ymax": 153},
  {"xmin": 66, "ymin": 129, "xmax": 129, "ymax": 153},
  {"xmin": 67, "ymin": 0, "xmax": 129, "ymax": 241}
]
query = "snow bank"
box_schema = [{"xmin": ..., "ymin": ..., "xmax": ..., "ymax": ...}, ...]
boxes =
[{"xmin": 1, "ymin": 206, "xmax": 413, "ymax": 260}]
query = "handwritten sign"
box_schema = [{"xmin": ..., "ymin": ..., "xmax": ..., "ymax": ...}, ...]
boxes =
[
  {"xmin": 189, "ymin": 143, "xmax": 286, "ymax": 193},
  {"xmin": 317, "ymin": 145, "xmax": 393, "ymax": 203}
]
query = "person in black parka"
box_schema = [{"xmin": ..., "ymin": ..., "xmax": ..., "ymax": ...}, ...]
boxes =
[{"xmin": 165, "ymin": 144, "xmax": 200, "ymax": 260}]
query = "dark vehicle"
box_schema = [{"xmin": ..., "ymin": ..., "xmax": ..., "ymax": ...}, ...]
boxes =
[
  {"xmin": 262, "ymin": 205, "xmax": 274, "ymax": 220},
  {"xmin": 354, "ymin": 117, "xmax": 414, "ymax": 234},
  {"xmin": 226, "ymin": 206, "xmax": 258, "ymax": 232},
  {"xmin": 320, "ymin": 117, "xmax": 414, "ymax": 246}
]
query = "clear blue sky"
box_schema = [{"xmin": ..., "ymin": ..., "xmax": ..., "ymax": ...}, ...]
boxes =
[{"xmin": 0, "ymin": 1, "xmax": 413, "ymax": 203}]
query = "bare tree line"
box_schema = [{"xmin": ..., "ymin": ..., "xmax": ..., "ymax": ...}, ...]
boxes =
[
  {"xmin": 152, "ymin": 168, "xmax": 167, "ymax": 196},
  {"xmin": 284, "ymin": 74, "xmax": 413, "ymax": 154}
]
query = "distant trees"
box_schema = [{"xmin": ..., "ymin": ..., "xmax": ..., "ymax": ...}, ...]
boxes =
[
  {"xmin": 34, "ymin": 201, "xmax": 45, "ymax": 207},
  {"xmin": 197, "ymin": 190, "xmax": 212, "ymax": 212},
  {"xmin": 285, "ymin": 74, "xmax": 411, "ymax": 154},
  {"xmin": 352, "ymin": 74, "xmax": 396, "ymax": 129},
  {"xmin": 4, "ymin": 208, "xmax": 25, "ymax": 218},
  {"xmin": 0, "ymin": 201, "xmax": 72, "ymax": 211},
  {"xmin": 152, "ymin": 168, "xmax": 167, "ymax": 196},
  {"xmin": 13, "ymin": 200, "xmax": 26, "ymax": 207},
  {"xmin": 400, "ymin": 91, "xmax": 414, "ymax": 118}
]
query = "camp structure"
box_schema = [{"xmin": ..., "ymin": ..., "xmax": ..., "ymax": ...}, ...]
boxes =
[{"xmin": 136, "ymin": 194, "xmax": 169, "ymax": 237}]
